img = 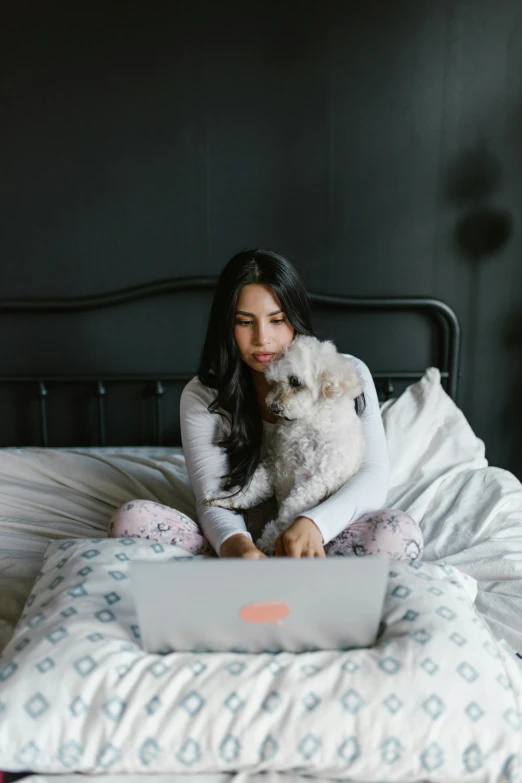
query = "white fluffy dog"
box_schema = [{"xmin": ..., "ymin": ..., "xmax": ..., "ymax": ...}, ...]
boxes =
[{"xmin": 205, "ymin": 335, "xmax": 366, "ymax": 555}]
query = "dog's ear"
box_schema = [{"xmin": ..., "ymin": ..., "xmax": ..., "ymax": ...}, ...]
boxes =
[
  {"xmin": 339, "ymin": 369, "xmax": 364, "ymax": 399},
  {"xmin": 321, "ymin": 359, "xmax": 363, "ymax": 400},
  {"xmin": 320, "ymin": 371, "xmax": 344, "ymax": 399}
]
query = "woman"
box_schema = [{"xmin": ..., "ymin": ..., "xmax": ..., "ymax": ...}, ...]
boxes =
[{"xmin": 109, "ymin": 249, "xmax": 423, "ymax": 561}]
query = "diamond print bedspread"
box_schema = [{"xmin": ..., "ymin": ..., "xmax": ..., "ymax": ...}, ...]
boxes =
[{"xmin": 0, "ymin": 538, "xmax": 521, "ymax": 779}]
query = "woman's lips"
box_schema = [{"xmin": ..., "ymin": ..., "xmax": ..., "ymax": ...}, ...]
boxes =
[{"xmin": 253, "ymin": 353, "xmax": 275, "ymax": 363}]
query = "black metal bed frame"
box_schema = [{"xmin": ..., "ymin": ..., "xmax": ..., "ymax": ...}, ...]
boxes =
[{"xmin": 0, "ymin": 277, "xmax": 461, "ymax": 447}]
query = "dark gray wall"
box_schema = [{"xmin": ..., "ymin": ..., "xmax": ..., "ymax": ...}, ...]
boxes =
[{"xmin": 1, "ymin": 1, "xmax": 521, "ymax": 477}]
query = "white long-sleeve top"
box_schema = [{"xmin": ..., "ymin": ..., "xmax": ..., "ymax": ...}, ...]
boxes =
[{"xmin": 179, "ymin": 356, "xmax": 390, "ymax": 556}]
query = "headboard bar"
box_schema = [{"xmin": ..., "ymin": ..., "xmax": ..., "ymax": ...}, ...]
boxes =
[
  {"xmin": 0, "ymin": 277, "xmax": 461, "ymax": 448},
  {"xmin": 2, "ymin": 370, "xmax": 452, "ymax": 448},
  {"xmin": 310, "ymin": 292, "xmax": 460, "ymax": 401},
  {"xmin": 0, "ymin": 277, "xmax": 218, "ymax": 313}
]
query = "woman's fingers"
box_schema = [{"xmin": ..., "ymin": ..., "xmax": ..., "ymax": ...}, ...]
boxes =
[
  {"xmin": 275, "ymin": 530, "xmax": 326, "ymax": 558},
  {"xmin": 284, "ymin": 540, "xmax": 303, "ymax": 558}
]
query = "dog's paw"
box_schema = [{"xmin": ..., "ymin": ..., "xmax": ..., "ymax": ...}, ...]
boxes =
[
  {"xmin": 256, "ymin": 520, "xmax": 280, "ymax": 556},
  {"xmin": 203, "ymin": 488, "xmax": 241, "ymax": 509},
  {"xmin": 256, "ymin": 538, "xmax": 274, "ymax": 557}
]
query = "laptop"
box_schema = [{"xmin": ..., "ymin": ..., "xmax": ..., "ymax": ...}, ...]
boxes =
[{"xmin": 130, "ymin": 556, "xmax": 389, "ymax": 654}]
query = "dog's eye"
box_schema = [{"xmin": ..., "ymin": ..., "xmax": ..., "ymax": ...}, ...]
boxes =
[{"xmin": 288, "ymin": 376, "xmax": 301, "ymax": 388}]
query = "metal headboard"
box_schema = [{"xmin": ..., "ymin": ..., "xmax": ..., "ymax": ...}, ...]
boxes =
[{"xmin": 0, "ymin": 277, "xmax": 461, "ymax": 447}]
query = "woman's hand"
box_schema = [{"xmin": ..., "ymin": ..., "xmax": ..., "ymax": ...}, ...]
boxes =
[
  {"xmin": 274, "ymin": 516, "xmax": 325, "ymax": 558},
  {"xmin": 220, "ymin": 533, "xmax": 267, "ymax": 559}
]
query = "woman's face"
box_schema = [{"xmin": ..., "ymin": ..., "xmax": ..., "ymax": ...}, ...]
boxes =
[{"xmin": 233, "ymin": 284, "xmax": 295, "ymax": 373}]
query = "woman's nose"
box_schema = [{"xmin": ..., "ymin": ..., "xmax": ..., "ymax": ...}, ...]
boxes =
[{"xmin": 254, "ymin": 323, "xmax": 269, "ymax": 345}]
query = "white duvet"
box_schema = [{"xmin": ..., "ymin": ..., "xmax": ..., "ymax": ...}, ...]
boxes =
[{"xmin": 0, "ymin": 368, "xmax": 522, "ymax": 780}]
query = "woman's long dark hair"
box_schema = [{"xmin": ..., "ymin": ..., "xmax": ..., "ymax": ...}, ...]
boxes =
[{"xmin": 197, "ymin": 248, "xmax": 364, "ymax": 491}]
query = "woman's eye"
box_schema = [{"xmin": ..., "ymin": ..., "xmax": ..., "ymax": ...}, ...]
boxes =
[
  {"xmin": 235, "ymin": 318, "xmax": 286, "ymax": 327},
  {"xmin": 288, "ymin": 376, "xmax": 301, "ymax": 388}
]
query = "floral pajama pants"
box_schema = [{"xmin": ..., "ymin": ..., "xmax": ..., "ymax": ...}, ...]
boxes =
[{"xmin": 108, "ymin": 500, "xmax": 424, "ymax": 561}]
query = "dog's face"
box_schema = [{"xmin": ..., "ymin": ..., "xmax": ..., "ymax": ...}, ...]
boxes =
[{"xmin": 264, "ymin": 335, "xmax": 363, "ymax": 421}]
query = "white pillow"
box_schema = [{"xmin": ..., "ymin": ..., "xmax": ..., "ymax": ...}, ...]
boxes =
[
  {"xmin": 381, "ymin": 368, "xmax": 488, "ymax": 522},
  {"xmin": 0, "ymin": 537, "xmax": 520, "ymax": 777}
]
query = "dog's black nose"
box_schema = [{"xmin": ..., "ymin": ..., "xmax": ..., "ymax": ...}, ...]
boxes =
[{"xmin": 269, "ymin": 402, "xmax": 283, "ymax": 414}]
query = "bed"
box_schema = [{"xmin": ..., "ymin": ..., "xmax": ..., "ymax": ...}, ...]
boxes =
[{"xmin": 0, "ymin": 278, "xmax": 521, "ymax": 783}]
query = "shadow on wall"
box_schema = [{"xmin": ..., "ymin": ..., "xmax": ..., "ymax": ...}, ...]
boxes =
[{"xmin": 446, "ymin": 141, "xmax": 513, "ymax": 431}]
